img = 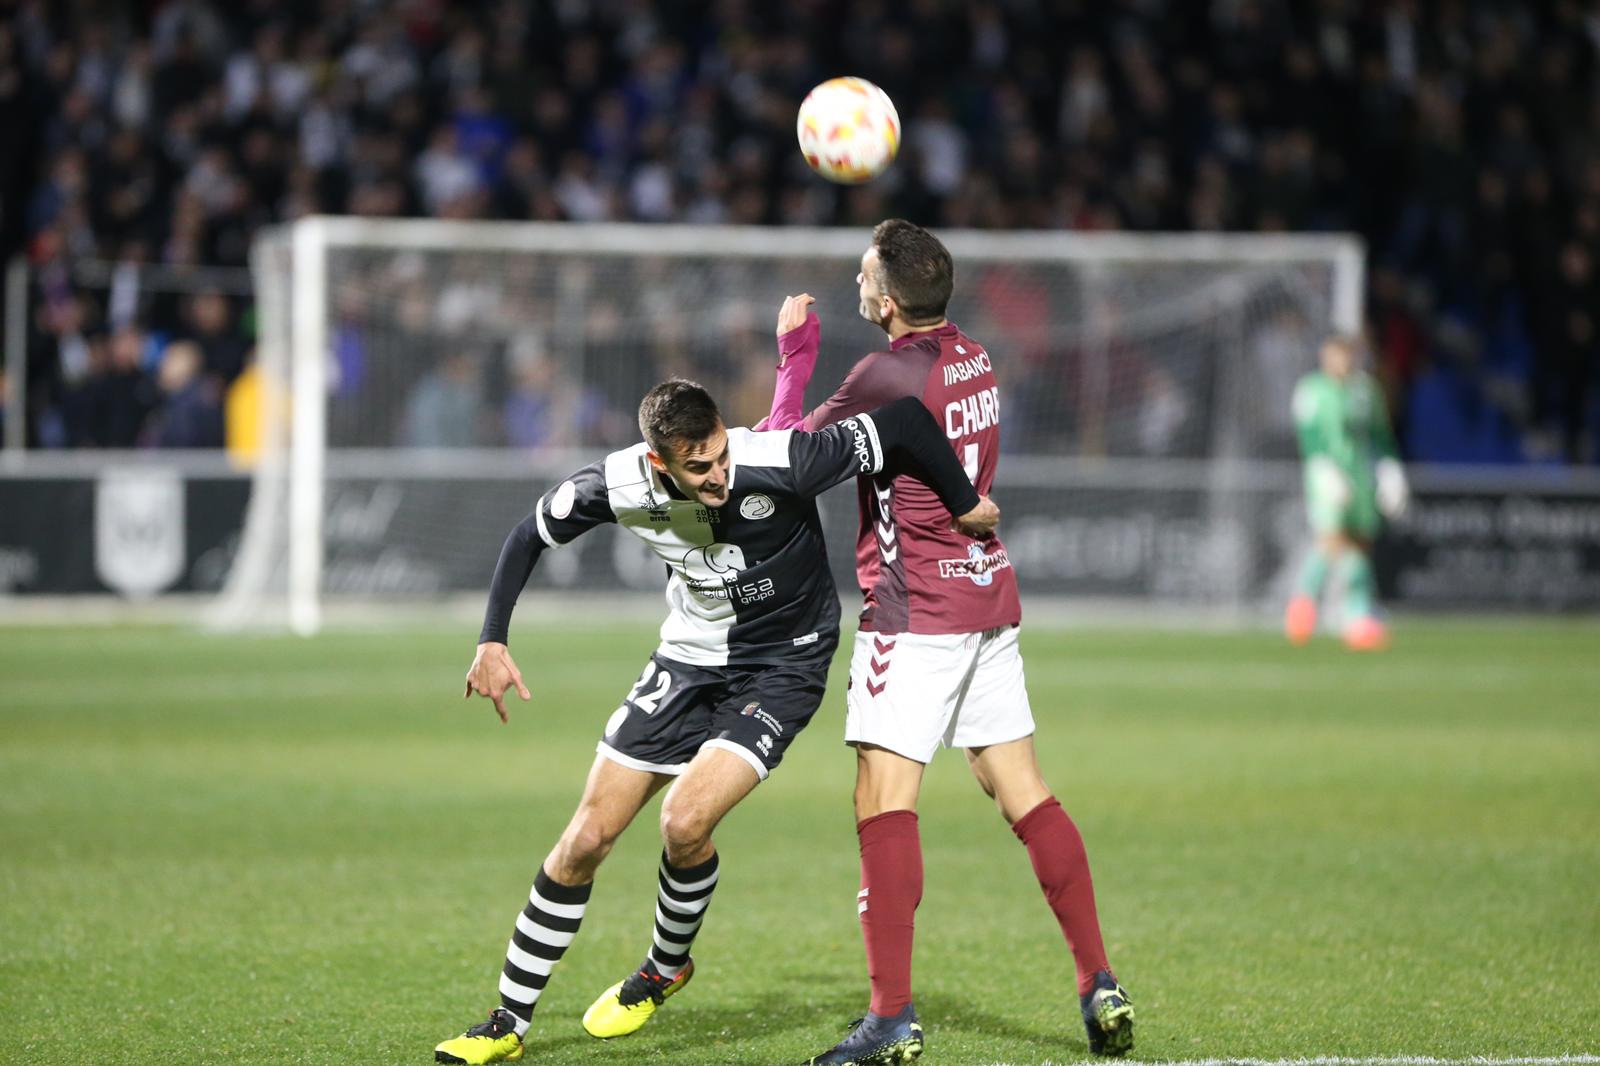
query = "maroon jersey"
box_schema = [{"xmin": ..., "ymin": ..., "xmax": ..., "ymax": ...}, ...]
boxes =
[{"xmin": 804, "ymin": 323, "xmax": 1021, "ymax": 635}]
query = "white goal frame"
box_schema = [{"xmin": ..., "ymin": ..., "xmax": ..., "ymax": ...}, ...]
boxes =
[{"xmin": 216, "ymin": 217, "xmax": 1364, "ymax": 635}]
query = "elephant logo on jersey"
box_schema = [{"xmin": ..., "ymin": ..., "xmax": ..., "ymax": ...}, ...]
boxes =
[{"xmin": 681, "ymin": 542, "xmax": 747, "ymax": 594}]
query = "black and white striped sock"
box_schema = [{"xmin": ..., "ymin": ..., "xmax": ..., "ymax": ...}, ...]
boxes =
[
  {"xmin": 498, "ymin": 867, "xmax": 590, "ymax": 1037},
  {"xmin": 648, "ymin": 850, "xmax": 720, "ymax": 979}
]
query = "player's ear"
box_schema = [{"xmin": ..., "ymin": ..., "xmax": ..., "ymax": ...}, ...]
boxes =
[{"xmin": 646, "ymin": 450, "xmax": 667, "ymax": 473}]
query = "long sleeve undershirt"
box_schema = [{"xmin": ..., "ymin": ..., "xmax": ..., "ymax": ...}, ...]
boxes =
[{"xmin": 478, "ymin": 512, "xmax": 545, "ymax": 645}]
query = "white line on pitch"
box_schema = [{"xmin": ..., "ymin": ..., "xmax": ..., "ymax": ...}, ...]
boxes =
[{"xmin": 983, "ymin": 1057, "xmax": 1600, "ymax": 1066}]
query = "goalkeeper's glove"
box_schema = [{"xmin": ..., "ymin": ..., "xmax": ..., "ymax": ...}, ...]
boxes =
[
  {"xmin": 1376, "ymin": 457, "xmax": 1410, "ymax": 519},
  {"xmin": 1309, "ymin": 455, "xmax": 1352, "ymax": 509}
]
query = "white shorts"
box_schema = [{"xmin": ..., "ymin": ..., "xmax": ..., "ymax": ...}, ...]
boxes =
[{"xmin": 844, "ymin": 625, "xmax": 1034, "ymax": 764}]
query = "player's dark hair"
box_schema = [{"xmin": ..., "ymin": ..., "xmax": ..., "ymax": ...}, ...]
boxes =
[
  {"xmin": 872, "ymin": 218, "xmax": 953, "ymax": 325},
  {"xmin": 638, "ymin": 378, "xmax": 722, "ymax": 457}
]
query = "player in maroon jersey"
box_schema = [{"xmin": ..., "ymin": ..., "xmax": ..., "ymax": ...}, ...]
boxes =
[{"xmin": 760, "ymin": 220, "xmax": 1134, "ymax": 1063}]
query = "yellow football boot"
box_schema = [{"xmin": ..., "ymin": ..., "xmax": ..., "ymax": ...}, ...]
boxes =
[
  {"xmin": 581, "ymin": 957, "xmax": 694, "ymax": 1038},
  {"xmin": 434, "ymin": 1008, "xmax": 523, "ymax": 1064},
  {"xmin": 1081, "ymin": 972, "xmax": 1135, "ymax": 1057}
]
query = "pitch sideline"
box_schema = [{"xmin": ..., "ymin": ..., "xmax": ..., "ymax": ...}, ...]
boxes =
[{"xmin": 992, "ymin": 1049, "xmax": 1600, "ymax": 1056}]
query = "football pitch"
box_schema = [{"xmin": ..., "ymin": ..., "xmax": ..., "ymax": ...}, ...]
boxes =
[{"xmin": 2, "ymin": 618, "xmax": 1597, "ymax": 1066}]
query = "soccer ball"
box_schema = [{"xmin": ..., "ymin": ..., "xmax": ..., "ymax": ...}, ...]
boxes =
[{"xmin": 796, "ymin": 77, "xmax": 901, "ymax": 184}]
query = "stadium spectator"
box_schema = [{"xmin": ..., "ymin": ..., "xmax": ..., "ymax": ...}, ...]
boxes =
[
  {"xmin": 3, "ymin": 0, "xmax": 1599, "ymax": 463},
  {"xmin": 148, "ymin": 337, "xmax": 224, "ymax": 447},
  {"xmin": 1537, "ymin": 240, "xmax": 1600, "ymax": 464},
  {"xmin": 400, "ymin": 349, "xmax": 483, "ymax": 448},
  {"xmin": 184, "ymin": 288, "xmax": 248, "ymax": 385},
  {"xmin": 68, "ymin": 325, "xmax": 156, "ymax": 447}
]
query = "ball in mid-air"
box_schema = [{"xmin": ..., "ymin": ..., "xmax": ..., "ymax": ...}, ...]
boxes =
[{"xmin": 796, "ymin": 77, "xmax": 901, "ymax": 184}]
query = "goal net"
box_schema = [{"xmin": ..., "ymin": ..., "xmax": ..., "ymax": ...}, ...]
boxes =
[{"xmin": 213, "ymin": 218, "xmax": 1363, "ymax": 634}]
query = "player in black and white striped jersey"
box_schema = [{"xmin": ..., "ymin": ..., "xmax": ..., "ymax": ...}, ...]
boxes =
[{"xmin": 434, "ymin": 378, "xmax": 998, "ymax": 1065}]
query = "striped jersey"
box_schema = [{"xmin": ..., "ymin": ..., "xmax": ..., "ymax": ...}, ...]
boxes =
[{"xmin": 528, "ymin": 417, "xmax": 893, "ymax": 667}]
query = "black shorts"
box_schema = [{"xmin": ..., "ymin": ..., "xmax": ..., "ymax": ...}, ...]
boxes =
[{"xmin": 597, "ymin": 653, "xmax": 829, "ymax": 780}]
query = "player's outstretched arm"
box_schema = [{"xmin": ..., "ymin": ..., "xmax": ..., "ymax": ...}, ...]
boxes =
[
  {"xmin": 467, "ymin": 462, "xmax": 615, "ymax": 723},
  {"xmin": 867, "ymin": 396, "xmax": 999, "ymax": 538},
  {"xmin": 758, "ymin": 293, "xmax": 819, "ymax": 431},
  {"xmin": 788, "ymin": 397, "xmax": 997, "ymax": 534},
  {"xmin": 468, "ymin": 510, "xmax": 545, "ymax": 723},
  {"xmin": 776, "ymin": 293, "xmax": 816, "ymax": 367},
  {"xmin": 464, "ymin": 641, "xmax": 531, "ymax": 724}
]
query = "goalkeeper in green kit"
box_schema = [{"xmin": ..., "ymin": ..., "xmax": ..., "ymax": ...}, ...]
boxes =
[{"xmin": 1285, "ymin": 335, "xmax": 1409, "ymax": 651}]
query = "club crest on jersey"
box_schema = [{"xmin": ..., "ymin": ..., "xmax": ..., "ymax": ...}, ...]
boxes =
[{"xmin": 739, "ymin": 493, "xmax": 775, "ymax": 520}]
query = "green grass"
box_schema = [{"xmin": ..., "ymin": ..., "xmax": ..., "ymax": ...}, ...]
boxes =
[{"xmin": 2, "ymin": 619, "xmax": 1598, "ymax": 1065}]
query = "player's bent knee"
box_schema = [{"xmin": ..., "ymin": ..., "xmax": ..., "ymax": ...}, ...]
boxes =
[
  {"xmin": 559, "ymin": 813, "xmax": 621, "ymax": 868},
  {"xmin": 657, "ymin": 803, "xmax": 713, "ymax": 855}
]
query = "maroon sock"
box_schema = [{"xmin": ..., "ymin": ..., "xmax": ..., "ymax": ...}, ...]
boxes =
[
  {"xmin": 1012, "ymin": 796, "xmax": 1111, "ymax": 996},
  {"xmin": 857, "ymin": 809, "xmax": 922, "ymax": 1016}
]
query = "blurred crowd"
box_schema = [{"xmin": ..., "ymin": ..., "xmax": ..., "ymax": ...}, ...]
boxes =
[{"xmin": 2, "ymin": 0, "xmax": 1599, "ymax": 462}]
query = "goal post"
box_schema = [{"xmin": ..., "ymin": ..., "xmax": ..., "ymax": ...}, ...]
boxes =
[{"xmin": 214, "ymin": 217, "xmax": 1364, "ymax": 634}]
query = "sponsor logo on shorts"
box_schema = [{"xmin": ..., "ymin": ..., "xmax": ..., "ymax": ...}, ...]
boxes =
[
  {"xmin": 792, "ymin": 631, "xmax": 819, "ymax": 647},
  {"xmin": 937, "ymin": 545, "xmax": 1011, "ymax": 585},
  {"xmin": 740, "ymin": 701, "xmax": 784, "ymax": 736},
  {"xmin": 738, "ymin": 493, "xmax": 775, "ymax": 520},
  {"xmin": 865, "ymin": 635, "xmax": 892, "ymax": 697}
]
